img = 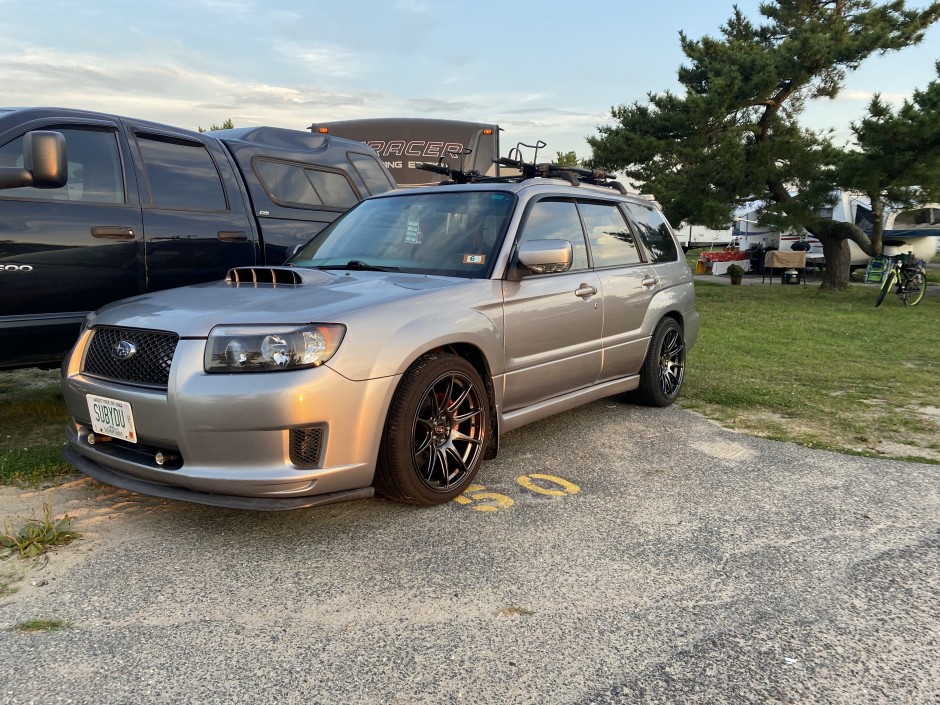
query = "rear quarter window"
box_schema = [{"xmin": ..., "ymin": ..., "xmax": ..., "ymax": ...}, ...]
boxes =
[
  {"xmin": 347, "ymin": 152, "xmax": 395, "ymax": 195},
  {"xmin": 623, "ymin": 203, "xmax": 679, "ymax": 263}
]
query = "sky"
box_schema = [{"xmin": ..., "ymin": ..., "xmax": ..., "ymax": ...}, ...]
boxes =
[{"xmin": 2, "ymin": 0, "xmax": 939, "ymax": 160}]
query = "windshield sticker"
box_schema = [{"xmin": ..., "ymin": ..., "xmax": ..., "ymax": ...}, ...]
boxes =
[
  {"xmin": 405, "ymin": 213, "xmax": 421, "ymax": 244},
  {"xmin": 462, "ymin": 254, "xmax": 486, "ymax": 265}
]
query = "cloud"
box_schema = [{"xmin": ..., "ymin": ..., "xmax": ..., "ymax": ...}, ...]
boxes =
[
  {"xmin": 278, "ymin": 42, "xmax": 366, "ymax": 79},
  {"xmin": 835, "ymin": 88, "xmax": 909, "ymax": 105},
  {"xmin": 0, "ymin": 45, "xmax": 605, "ymax": 154}
]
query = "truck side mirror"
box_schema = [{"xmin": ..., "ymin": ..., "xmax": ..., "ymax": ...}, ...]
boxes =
[{"xmin": 0, "ymin": 130, "xmax": 68, "ymax": 190}]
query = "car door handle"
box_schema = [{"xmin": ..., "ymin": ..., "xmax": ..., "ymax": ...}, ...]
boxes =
[
  {"xmin": 641, "ymin": 275, "xmax": 658, "ymax": 288},
  {"xmin": 575, "ymin": 284, "xmax": 597, "ymax": 298},
  {"xmin": 218, "ymin": 230, "xmax": 248, "ymax": 243},
  {"xmin": 90, "ymin": 226, "xmax": 135, "ymax": 240}
]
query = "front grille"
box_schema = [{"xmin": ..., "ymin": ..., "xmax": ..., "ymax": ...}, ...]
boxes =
[
  {"xmin": 290, "ymin": 428, "xmax": 323, "ymax": 467},
  {"xmin": 83, "ymin": 327, "xmax": 179, "ymax": 387}
]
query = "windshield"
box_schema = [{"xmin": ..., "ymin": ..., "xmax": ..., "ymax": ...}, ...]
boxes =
[{"xmin": 289, "ymin": 190, "xmax": 515, "ymax": 278}]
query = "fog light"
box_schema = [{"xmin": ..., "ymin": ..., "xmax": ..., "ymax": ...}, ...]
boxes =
[{"xmin": 154, "ymin": 450, "xmax": 179, "ymax": 466}]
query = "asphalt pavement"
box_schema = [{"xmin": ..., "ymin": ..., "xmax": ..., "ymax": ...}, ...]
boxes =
[{"xmin": 1, "ymin": 402, "xmax": 938, "ymax": 704}]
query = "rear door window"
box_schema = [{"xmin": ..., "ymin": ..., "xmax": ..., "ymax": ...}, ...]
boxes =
[
  {"xmin": 578, "ymin": 201, "xmax": 642, "ymax": 267},
  {"xmin": 136, "ymin": 133, "xmax": 228, "ymax": 211}
]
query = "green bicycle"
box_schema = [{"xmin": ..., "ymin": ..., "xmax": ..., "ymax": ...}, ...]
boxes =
[{"xmin": 873, "ymin": 253, "xmax": 928, "ymax": 308}]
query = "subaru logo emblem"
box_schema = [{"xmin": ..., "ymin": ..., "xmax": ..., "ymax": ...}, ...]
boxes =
[{"xmin": 113, "ymin": 340, "xmax": 138, "ymax": 360}]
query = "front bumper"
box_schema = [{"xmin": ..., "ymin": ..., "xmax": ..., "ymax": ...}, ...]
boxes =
[
  {"xmin": 63, "ymin": 447, "xmax": 374, "ymax": 510},
  {"xmin": 62, "ymin": 336, "xmax": 401, "ymax": 505}
]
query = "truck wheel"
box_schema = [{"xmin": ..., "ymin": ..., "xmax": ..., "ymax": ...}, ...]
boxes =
[{"xmin": 376, "ymin": 353, "xmax": 489, "ymax": 506}]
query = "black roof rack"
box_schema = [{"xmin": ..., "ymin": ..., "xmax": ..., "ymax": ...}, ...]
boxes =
[{"xmin": 417, "ymin": 140, "xmax": 628, "ymax": 195}]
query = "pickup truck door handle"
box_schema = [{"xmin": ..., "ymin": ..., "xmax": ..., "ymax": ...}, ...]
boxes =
[
  {"xmin": 641, "ymin": 275, "xmax": 658, "ymax": 288},
  {"xmin": 90, "ymin": 226, "xmax": 135, "ymax": 240},
  {"xmin": 217, "ymin": 230, "xmax": 248, "ymax": 243},
  {"xmin": 575, "ymin": 283, "xmax": 598, "ymax": 299}
]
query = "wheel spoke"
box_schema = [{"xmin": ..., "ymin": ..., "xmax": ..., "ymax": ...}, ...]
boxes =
[
  {"xmin": 454, "ymin": 406, "xmax": 483, "ymax": 424},
  {"xmin": 442, "ymin": 446, "xmax": 468, "ymax": 484},
  {"xmin": 440, "ymin": 376, "xmax": 456, "ymax": 412},
  {"xmin": 447, "ymin": 382, "xmax": 472, "ymax": 413},
  {"xmin": 452, "ymin": 430, "xmax": 483, "ymax": 446}
]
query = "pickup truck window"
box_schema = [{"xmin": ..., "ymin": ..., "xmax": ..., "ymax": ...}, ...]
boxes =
[
  {"xmin": 0, "ymin": 127, "xmax": 124, "ymax": 204},
  {"xmin": 136, "ymin": 133, "xmax": 227, "ymax": 212},
  {"xmin": 347, "ymin": 153, "xmax": 395, "ymax": 195},
  {"xmin": 253, "ymin": 158, "xmax": 358, "ymax": 210}
]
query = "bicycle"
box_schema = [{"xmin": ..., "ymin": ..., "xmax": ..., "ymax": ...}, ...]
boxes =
[{"xmin": 873, "ymin": 252, "xmax": 928, "ymax": 307}]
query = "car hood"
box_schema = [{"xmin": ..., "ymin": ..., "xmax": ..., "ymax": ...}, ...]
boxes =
[{"xmin": 88, "ymin": 267, "xmax": 474, "ymax": 337}]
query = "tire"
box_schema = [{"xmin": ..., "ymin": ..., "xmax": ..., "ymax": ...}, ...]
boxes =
[
  {"xmin": 900, "ymin": 270, "xmax": 926, "ymax": 306},
  {"xmin": 376, "ymin": 353, "xmax": 490, "ymax": 506},
  {"xmin": 631, "ymin": 318, "xmax": 686, "ymax": 407},
  {"xmin": 875, "ymin": 270, "xmax": 896, "ymax": 308}
]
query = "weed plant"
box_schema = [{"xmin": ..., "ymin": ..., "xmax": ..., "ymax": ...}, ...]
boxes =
[{"xmin": 0, "ymin": 499, "xmax": 79, "ymax": 559}]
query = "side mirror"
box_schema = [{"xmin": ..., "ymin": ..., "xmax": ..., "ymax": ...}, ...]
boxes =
[
  {"xmin": 0, "ymin": 131, "xmax": 68, "ymax": 190},
  {"xmin": 512, "ymin": 239, "xmax": 573, "ymax": 279}
]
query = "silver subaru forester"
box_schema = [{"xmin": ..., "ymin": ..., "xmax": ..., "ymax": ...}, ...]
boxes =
[{"xmin": 62, "ymin": 175, "xmax": 699, "ymax": 509}]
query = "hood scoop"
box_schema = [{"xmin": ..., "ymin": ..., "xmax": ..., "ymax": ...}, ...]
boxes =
[{"xmin": 225, "ymin": 266, "xmax": 333, "ymax": 287}]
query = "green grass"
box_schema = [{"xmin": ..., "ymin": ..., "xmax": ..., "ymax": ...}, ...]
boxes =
[
  {"xmin": 12, "ymin": 619, "xmax": 70, "ymax": 632},
  {"xmin": 0, "ymin": 369, "xmax": 72, "ymax": 485},
  {"xmin": 681, "ymin": 281, "xmax": 940, "ymax": 462}
]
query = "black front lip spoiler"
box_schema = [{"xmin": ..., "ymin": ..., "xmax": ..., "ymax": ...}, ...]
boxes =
[{"xmin": 63, "ymin": 447, "xmax": 375, "ymax": 511}]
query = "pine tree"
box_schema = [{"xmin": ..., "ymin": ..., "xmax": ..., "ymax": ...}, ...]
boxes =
[{"xmin": 588, "ymin": 0, "xmax": 940, "ymax": 290}]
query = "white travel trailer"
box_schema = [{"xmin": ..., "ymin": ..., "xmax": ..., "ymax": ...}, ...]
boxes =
[
  {"xmin": 677, "ymin": 223, "xmax": 734, "ymax": 250},
  {"xmin": 733, "ymin": 193, "xmax": 939, "ymax": 264}
]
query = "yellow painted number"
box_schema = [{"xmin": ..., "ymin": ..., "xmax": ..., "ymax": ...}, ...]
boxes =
[
  {"xmin": 453, "ymin": 484, "xmax": 514, "ymax": 512},
  {"xmin": 516, "ymin": 473, "xmax": 581, "ymax": 497}
]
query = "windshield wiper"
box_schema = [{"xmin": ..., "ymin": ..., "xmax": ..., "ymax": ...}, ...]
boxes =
[{"xmin": 316, "ymin": 260, "xmax": 400, "ymax": 272}]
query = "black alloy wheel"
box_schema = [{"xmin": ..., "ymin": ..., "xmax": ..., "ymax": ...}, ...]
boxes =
[
  {"xmin": 631, "ymin": 318, "xmax": 686, "ymax": 407},
  {"xmin": 377, "ymin": 353, "xmax": 489, "ymax": 505}
]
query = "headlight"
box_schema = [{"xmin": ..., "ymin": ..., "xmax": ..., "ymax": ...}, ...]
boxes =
[{"xmin": 205, "ymin": 324, "xmax": 346, "ymax": 373}]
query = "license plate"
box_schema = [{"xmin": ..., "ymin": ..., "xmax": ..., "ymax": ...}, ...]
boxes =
[{"xmin": 86, "ymin": 395, "xmax": 138, "ymax": 443}]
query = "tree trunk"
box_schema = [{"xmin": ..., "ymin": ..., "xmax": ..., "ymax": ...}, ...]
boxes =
[
  {"xmin": 815, "ymin": 234, "xmax": 853, "ymax": 290},
  {"xmin": 805, "ymin": 218, "xmax": 873, "ymax": 291},
  {"xmin": 869, "ymin": 192, "xmax": 885, "ymax": 257}
]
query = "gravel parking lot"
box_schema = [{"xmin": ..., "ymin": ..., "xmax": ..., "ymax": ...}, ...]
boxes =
[{"xmin": 1, "ymin": 401, "xmax": 938, "ymax": 704}]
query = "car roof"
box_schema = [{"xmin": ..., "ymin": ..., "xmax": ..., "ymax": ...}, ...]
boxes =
[{"xmin": 369, "ymin": 178, "xmax": 656, "ymax": 207}]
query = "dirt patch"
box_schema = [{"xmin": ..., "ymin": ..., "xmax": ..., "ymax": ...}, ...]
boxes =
[{"xmin": 0, "ymin": 477, "xmax": 166, "ymax": 601}]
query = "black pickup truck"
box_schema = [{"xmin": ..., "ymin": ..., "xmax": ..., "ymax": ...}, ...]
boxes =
[{"xmin": 0, "ymin": 107, "xmax": 396, "ymax": 370}]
